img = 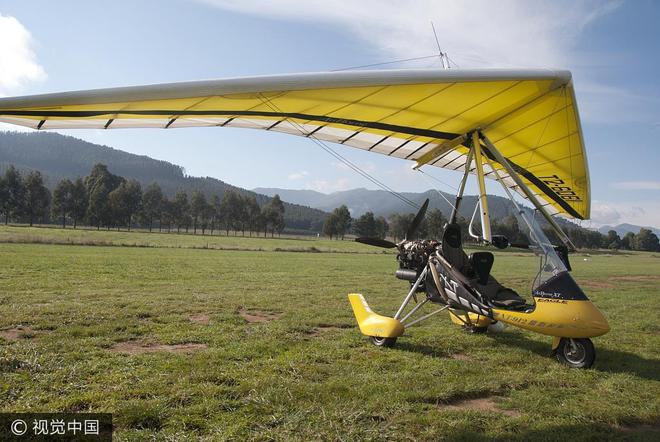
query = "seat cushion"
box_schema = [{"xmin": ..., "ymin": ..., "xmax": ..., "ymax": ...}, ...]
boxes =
[{"xmin": 473, "ymin": 275, "xmax": 526, "ymax": 308}]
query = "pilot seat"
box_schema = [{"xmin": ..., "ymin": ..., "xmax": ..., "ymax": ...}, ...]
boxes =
[{"xmin": 440, "ymin": 223, "xmax": 527, "ymax": 309}]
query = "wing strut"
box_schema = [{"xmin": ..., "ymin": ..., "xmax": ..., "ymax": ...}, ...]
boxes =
[{"xmin": 471, "ymin": 131, "xmax": 492, "ymax": 242}]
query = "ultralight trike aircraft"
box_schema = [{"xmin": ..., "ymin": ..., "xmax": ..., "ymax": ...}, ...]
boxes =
[{"xmin": 0, "ymin": 68, "xmax": 609, "ymax": 368}]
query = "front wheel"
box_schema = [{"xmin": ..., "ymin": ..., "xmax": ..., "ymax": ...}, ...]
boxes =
[
  {"xmin": 555, "ymin": 338, "xmax": 595, "ymax": 368},
  {"xmin": 371, "ymin": 336, "xmax": 397, "ymax": 348}
]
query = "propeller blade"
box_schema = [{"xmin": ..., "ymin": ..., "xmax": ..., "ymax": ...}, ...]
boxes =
[
  {"xmin": 405, "ymin": 198, "xmax": 430, "ymax": 240},
  {"xmin": 355, "ymin": 237, "xmax": 397, "ymax": 248}
]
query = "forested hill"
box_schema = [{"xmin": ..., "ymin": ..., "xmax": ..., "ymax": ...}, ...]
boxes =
[
  {"xmin": 255, "ymin": 186, "xmax": 516, "ymax": 220},
  {"xmin": 254, "ymin": 187, "xmax": 587, "ymax": 233},
  {"xmin": 0, "ymin": 131, "xmax": 327, "ymax": 231}
]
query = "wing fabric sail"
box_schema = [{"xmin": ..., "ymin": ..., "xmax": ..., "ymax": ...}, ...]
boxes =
[{"xmin": 0, "ymin": 69, "xmax": 590, "ymax": 219}]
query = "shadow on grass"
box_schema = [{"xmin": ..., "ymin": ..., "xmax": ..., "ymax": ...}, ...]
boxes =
[
  {"xmin": 395, "ymin": 341, "xmax": 453, "ymax": 358},
  {"xmin": 447, "ymin": 422, "xmax": 659, "ymax": 442},
  {"xmin": 397, "ymin": 332, "xmax": 660, "ymax": 381},
  {"xmin": 485, "ymin": 332, "xmax": 660, "ymax": 381}
]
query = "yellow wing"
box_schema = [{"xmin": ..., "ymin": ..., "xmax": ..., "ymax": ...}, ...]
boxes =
[{"xmin": 0, "ymin": 69, "xmax": 590, "ymax": 219}]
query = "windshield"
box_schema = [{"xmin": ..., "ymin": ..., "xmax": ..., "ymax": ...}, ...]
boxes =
[
  {"xmin": 488, "ymin": 164, "xmax": 569, "ymax": 292},
  {"xmin": 509, "ymin": 206, "xmax": 568, "ymax": 290}
]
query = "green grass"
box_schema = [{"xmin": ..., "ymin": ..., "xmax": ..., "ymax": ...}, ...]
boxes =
[
  {"xmin": 0, "ymin": 224, "xmax": 386, "ymax": 254},
  {"xmin": 0, "ymin": 226, "xmax": 658, "ymax": 441}
]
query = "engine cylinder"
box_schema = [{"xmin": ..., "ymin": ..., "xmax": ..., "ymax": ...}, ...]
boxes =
[{"xmin": 395, "ymin": 269, "xmax": 418, "ymax": 281}]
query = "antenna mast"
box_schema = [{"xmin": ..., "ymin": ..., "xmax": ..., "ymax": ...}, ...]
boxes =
[{"xmin": 431, "ymin": 22, "xmax": 451, "ymax": 69}]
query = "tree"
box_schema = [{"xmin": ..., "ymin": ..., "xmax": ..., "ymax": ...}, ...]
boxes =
[
  {"xmin": 270, "ymin": 194, "xmax": 285, "ymax": 236},
  {"xmin": 211, "ymin": 194, "xmax": 221, "ymax": 235},
  {"xmin": 69, "ymin": 178, "xmax": 88, "ymax": 229},
  {"xmin": 374, "ymin": 215, "xmax": 389, "ymax": 239},
  {"xmin": 244, "ymin": 195, "xmax": 261, "ymax": 237},
  {"xmin": 634, "ymin": 228, "xmax": 660, "ymax": 252},
  {"xmin": 0, "ymin": 176, "xmax": 7, "ymax": 224},
  {"xmin": 200, "ymin": 200, "xmax": 215, "ymax": 235},
  {"xmin": 85, "ymin": 164, "xmax": 123, "ymax": 229},
  {"xmin": 190, "ymin": 191, "xmax": 207, "ymax": 234},
  {"xmin": 219, "ymin": 190, "xmax": 241, "ymax": 235},
  {"xmin": 426, "ymin": 208, "xmax": 446, "ymax": 239},
  {"xmin": 332, "ymin": 205, "xmax": 352, "ymax": 239},
  {"xmin": 1, "ymin": 166, "xmax": 25, "ymax": 224},
  {"xmin": 262, "ymin": 194, "xmax": 285, "ymax": 237},
  {"xmin": 109, "ymin": 179, "xmax": 142, "ymax": 230},
  {"xmin": 604, "ymin": 230, "xmax": 621, "ymax": 250},
  {"xmin": 160, "ymin": 196, "xmax": 174, "ymax": 233},
  {"xmin": 52, "ymin": 178, "xmax": 73, "ymax": 228},
  {"xmin": 621, "ymin": 232, "xmax": 635, "ymax": 250},
  {"xmin": 172, "ymin": 191, "xmax": 190, "ymax": 233},
  {"xmin": 354, "ymin": 212, "xmax": 377, "ymax": 237},
  {"xmin": 388, "ymin": 213, "xmax": 414, "ymax": 240},
  {"xmin": 322, "ymin": 213, "xmax": 339, "ymax": 239},
  {"xmin": 235, "ymin": 194, "xmax": 249, "ymax": 236},
  {"xmin": 141, "ymin": 183, "xmax": 163, "ymax": 232},
  {"xmin": 24, "ymin": 171, "xmax": 51, "ymax": 226}
]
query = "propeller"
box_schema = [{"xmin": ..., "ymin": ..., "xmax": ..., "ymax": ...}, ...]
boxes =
[
  {"xmin": 355, "ymin": 237, "xmax": 397, "ymax": 248},
  {"xmin": 405, "ymin": 198, "xmax": 430, "ymax": 240}
]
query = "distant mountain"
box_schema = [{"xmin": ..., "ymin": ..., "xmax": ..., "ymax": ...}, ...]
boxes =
[
  {"xmin": 597, "ymin": 223, "xmax": 660, "ymax": 237},
  {"xmin": 256, "ymin": 186, "xmax": 523, "ymax": 221},
  {"xmin": 0, "ymin": 131, "xmax": 328, "ymax": 231}
]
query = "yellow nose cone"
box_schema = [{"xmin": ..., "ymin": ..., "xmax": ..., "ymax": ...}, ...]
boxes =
[
  {"xmin": 585, "ymin": 303, "xmax": 610, "ymax": 335},
  {"xmin": 348, "ymin": 293, "xmax": 405, "ymax": 338}
]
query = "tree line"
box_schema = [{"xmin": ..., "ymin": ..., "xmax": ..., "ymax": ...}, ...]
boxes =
[
  {"xmin": 321, "ymin": 205, "xmax": 660, "ymax": 252},
  {"xmin": 0, "ymin": 164, "xmax": 286, "ymax": 236}
]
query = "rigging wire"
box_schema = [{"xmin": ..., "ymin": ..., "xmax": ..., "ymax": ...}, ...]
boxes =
[
  {"xmin": 333, "ymin": 22, "xmax": 455, "ymax": 72},
  {"xmin": 255, "ymin": 93, "xmax": 420, "ymax": 209},
  {"xmin": 416, "ymin": 168, "xmax": 459, "ymax": 191},
  {"xmin": 416, "ymin": 168, "xmax": 458, "ymax": 213},
  {"xmin": 331, "ymin": 54, "xmax": 441, "ymax": 72}
]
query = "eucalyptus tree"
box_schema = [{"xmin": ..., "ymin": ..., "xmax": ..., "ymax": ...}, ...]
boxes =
[
  {"xmin": 109, "ymin": 179, "xmax": 142, "ymax": 230},
  {"xmin": 190, "ymin": 191, "xmax": 208, "ymax": 234},
  {"xmin": 141, "ymin": 182, "xmax": 164, "ymax": 232},
  {"xmin": 24, "ymin": 171, "xmax": 51, "ymax": 226},
  {"xmin": 52, "ymin": 178, "xmax": 73, "ymax": 228},
  {"xmin": 1, "ymin": 166, "xmax": 25, "ymax": 225},
  {"xmin": 69, "ymin": 178, "xmax": 88, "ymax": 228}
]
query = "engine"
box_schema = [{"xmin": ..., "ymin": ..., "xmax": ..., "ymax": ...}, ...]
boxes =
[{"xmin": 395, "ymin": 239, "xmax": 440, "ymax": 284}]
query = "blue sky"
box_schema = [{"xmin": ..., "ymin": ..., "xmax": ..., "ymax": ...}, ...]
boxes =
[{"xmin": 0, "ymin": 0, "xmax": 658, "ymax": 227}]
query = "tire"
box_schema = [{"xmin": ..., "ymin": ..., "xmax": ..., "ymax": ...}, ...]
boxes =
[
  {"xmin": 371, "ymin": 336, "xmax": 397, "ymax": 348},
  {"xmin": 555, "ymin": 338, "xmax": 595, "ymax": 368}
]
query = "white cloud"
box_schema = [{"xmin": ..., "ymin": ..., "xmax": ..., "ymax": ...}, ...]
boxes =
[
  {"xmin": 0, "ymin": 14, "xmax": 45, "ymax": 132},
  {"xmin": 589, "ymin": 200, "xmax": 660, "ymax": 228},
  {"xmin": 199, "ymin": 1, "xmax": 649, "ymax": 125},
  {"xmin": 611, "ymin": 181, "xmax": 660, "ymax": 191},
  {"xmin": 199, "ymin": 0, "xmax": 619, "ymax": 68},
  {"xmin": 0, "ymin": 14, "xmax": 46, "ymax": 96},
  {"xmin": 287, "ymin": 170, "xmax": 309, "ymax": 180}
]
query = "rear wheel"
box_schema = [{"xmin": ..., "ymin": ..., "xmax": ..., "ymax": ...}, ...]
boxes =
[
  {"xmin": 555, "ymin": 338, "xmax": 595, "ymax": 368},
  {"xmin": 371, "ymin": 336, "xmax": 397, "ymax": 348}
]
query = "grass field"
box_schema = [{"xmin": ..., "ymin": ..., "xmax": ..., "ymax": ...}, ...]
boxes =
[{"xmin": 1, "ymin": 226, "xmax": 658, "ymax": 441}]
